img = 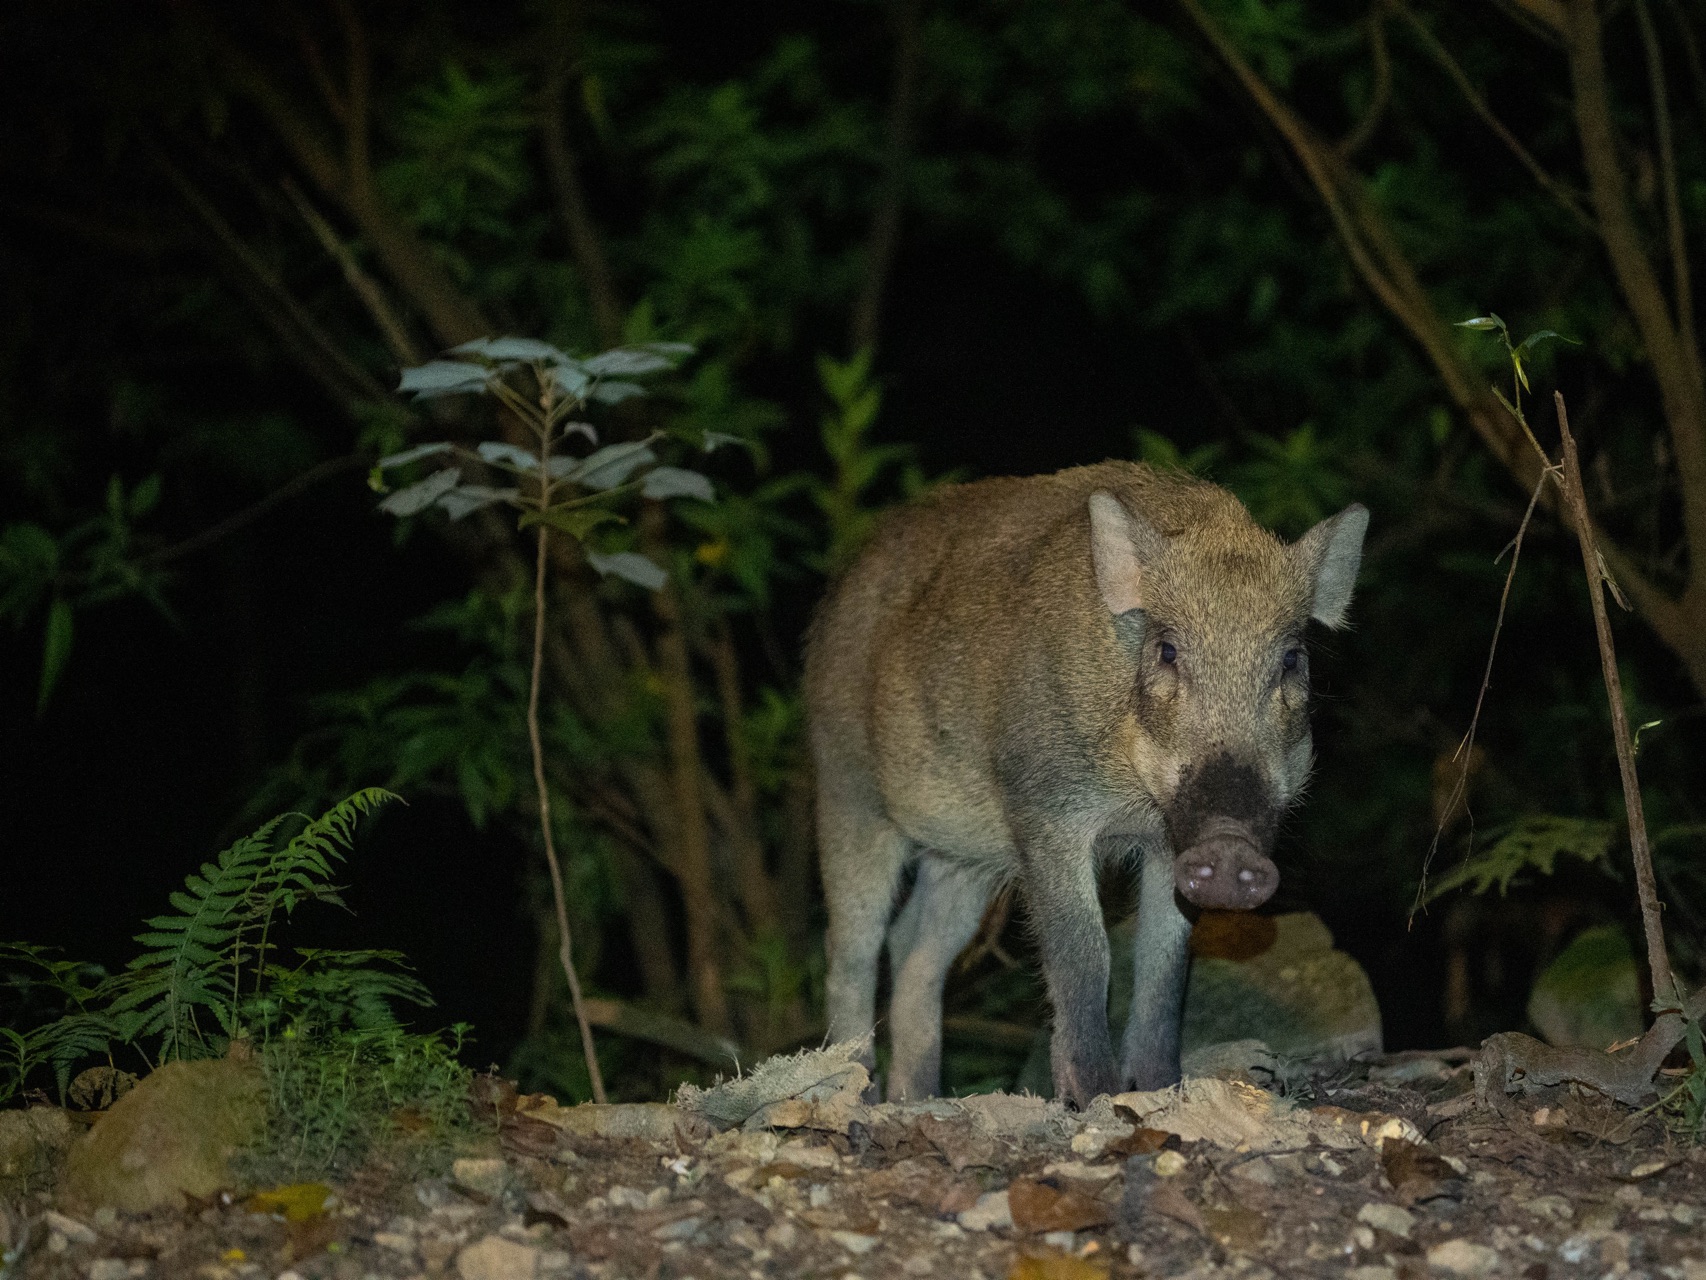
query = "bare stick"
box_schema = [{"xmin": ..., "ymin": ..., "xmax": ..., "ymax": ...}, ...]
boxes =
[
  {"xmin": 1411, "ymin": 464, "xmax": 1553, "ymax": 919},
  {"xmin": 1553, "ymin": 391, "xmax": 1677, "ymax": 1008},
  {"xmin": 529, "ymin": 420, "xmax": 607, "ymax": 1103}
]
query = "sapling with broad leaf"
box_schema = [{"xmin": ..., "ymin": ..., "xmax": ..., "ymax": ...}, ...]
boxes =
[{"xmin": 373, "ymin": 337, "xmax": 708, "ymax": 1103}]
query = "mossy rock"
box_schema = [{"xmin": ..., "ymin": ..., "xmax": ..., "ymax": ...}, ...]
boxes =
[
  {"xmin": 60, "ymin": 1055, "xmax": 266, "ymax": 1213},
  {"xmin": 1527, "ymin": 924, "xmax": 1644, "ymax": 1050}
]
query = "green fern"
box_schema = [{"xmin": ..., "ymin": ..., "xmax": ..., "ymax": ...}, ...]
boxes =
[
  {"xmin": 1424, "ymin": 814, "xmax": 1614, "ymax": 902},
  {"xmin": 106, "ymin": 788, "xmax": 397, "ymax": 1061}
]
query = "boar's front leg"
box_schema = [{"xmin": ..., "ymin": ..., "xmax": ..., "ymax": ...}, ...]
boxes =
[
  {"xmin": 1120, "ymin": 843, "xmax": 1195, "ymax": 1089},
  {"xmin": 1019, "ymin": 825, "xmax": 1119, "ymax": 1107}
]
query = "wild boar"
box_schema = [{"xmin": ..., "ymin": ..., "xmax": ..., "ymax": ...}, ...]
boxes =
[{"xmin": 803, "ymin": 461, "xmax": 1367, "ymax": 1106}]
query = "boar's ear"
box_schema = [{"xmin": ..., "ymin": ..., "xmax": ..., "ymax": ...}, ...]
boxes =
[
  {"xmin": 1089, "ymin": 491, "xmax": 1165, "ymax": 617},
  {"xmin": 1293, "ymin": 503, "xmax": 1369, "ymax": 629}
]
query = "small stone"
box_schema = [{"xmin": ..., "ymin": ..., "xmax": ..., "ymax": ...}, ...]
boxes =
[
  {"xmin": 1357, "ymin": 1202, "xmax": 1415, "ymax": 1238},
  {"xmin": 958, "ymin": 1189, "xmax": 1012, "ymax": 1232},
  {"xmin": 1425, "ymin": 1239, "xmax": 1500, "ymax": 1278},
  {"xmin": 809, "ymin": 1184, "xmax": 832, "ymax": 1208},
  {"xmin": 87, "ymin": 1260, "xmax": 129, "ymax": 1280},
  {"xmin": 1346, "ymin": 1268, "xmax": 1397, "ymax": 1280},
  {"xmin": 1154, "ymin": 1151, "xmax": 1187, "ymax": 1177},
  {"xmin": 1519, "ymin": 1195, "xmax": 1573, "ymax": 1222},
  {"xmin": 1352, "ymin": 1225, "xmax": 1375, "ymax": 1250},
  {"xmin": 1041, "ymin": 1230, "xmax": 1076, "ymax": 1250},
  {"xmin": 903, "ymin": 1256, "xmax": 933, "ymax": 1275},
  {"xmin": 45, "ymin": 1210, "xmax": 98, "ymax": 1245},
  {"xmin": 373, "ymin": 1231, "xmax": 414, "ymax": 1253},
  {"xmin": 764, "ymin": 1220, "xmax": 799, "ymax": 1249},
  {"xmin": 276, "ymin": 1272, "xmax": 306, "ymax": 1280},
  {"xmin": 457, "ymin": 1234, "xmax": 540, "ymax": 1280},
  {"xmin": 829, "ymin": 1231, "xmax": 878, "ymax": 1255},
  {"xmin": 91, "ymin": 1207, "xmax": 117, "ymax": 1230},
  {"xmin": 452, "ymin": 1157, "xmax": 511, "ymax": 1199},
  {"xmin": 775, "ymin": 1140, "xmax": 838, "ymax": 1169},
  {"xmin": 652, "ymin": 1216, "xmax": 702, "ymax": 1241},
  {"xmin": 1674, "ymin": 1204, "xmax": 1700, "ymax": 1225}
]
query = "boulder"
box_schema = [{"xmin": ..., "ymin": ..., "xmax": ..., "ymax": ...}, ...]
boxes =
[
  {"xmin": 1527, "ymin": 924, "xmax": 1643, "ymax": 1050},
  {"xmin": 60, "ymin": 1055, "xmax": 266, "ymax": 1213}
]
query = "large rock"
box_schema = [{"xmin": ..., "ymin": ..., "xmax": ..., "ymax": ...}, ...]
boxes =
[
  {"xmin": 1172, "ymin": 911, "xmax": 1383, "ymax": 1065},
  {"xmin": 60, "ymin": 1055, "xmax": 266, "ymax": 1213},
  {"xmin": 1018, "ymin": 910, "xmax": 1382, "ymax": 1096},
  {"xmin": 1527, "ymin": 924, "xmax": 1643, "ymax": 1050}
]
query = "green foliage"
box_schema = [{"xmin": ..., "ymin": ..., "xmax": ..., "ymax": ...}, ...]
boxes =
[
  {"xmin": 104, "ymin": 789, "xmax": 396, "ymax": 1062},
  {"xmin": 1424, "ymin": 815, "xmax": 1615, "ymax": 902},
  {"xmin": 0, "ymin": 474, "xmax": 170, "ymax": 712},
  {"xmin": 253, "ymin": 1021, "xmax": 474, "ymax": 1182},
  {"xmin": 376, "ymin": 338, "xmax": 705, "ymax": 590},
  {"xmin": 810, "ymin": 350, "xmax": 924, "ymax": 569}
]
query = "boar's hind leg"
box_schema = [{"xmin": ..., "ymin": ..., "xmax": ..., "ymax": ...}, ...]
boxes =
[
  {"xmin": 885, "ymin": 857, "xmax": 994, "ymax": 1101},
  {"xmin": 1022, "ymin": 829, "xmax": 1120, "ymax": 1108},
  {"xmin": 821, "ymin": 794, "xmax": 912, "ymax": 1070},
  {"xmin": 1119, "ymin": 844, "xmax": 1195, "ymax": 1090}
]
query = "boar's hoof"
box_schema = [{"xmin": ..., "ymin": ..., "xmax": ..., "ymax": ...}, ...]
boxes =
[{"xmin": 1174, "ymin": 836, "xmax": 1278, "ymax": 911}]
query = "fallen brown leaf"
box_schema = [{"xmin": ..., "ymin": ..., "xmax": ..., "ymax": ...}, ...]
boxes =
[
  {"xmin": 1380, "ymin": 1137, "xmax": 1462, "ymax": 1205},
  {"xmin": 1008, "ymin": 1250, "xmax": 1111, "ymax": 1279},
  {"xmin": 500, "ymin": 1114, "xmax": 564, "ymax": 1159},
  {"xmin": 937, "ymin": 1177, "xmax": 983, "ymax": 1216},
  {"xmin": 1148, "ymin": 1183, "xmax": 1204, "ymax": 1233},
  {"xmin": 1008, "ymin": 1178, "xmax": 1115, "ymax": 1234},
  {"xmin": 1103, "ymin": 1125, "xmax": 1178, "ymax": 1159},
  {"xmin": 1201, "ymin": 1205, "xmax": 1267, "ymax": 1253},
  {"xmin": 916, "ymin": 1114, "xmax": 1000, "ymax": 1171}
]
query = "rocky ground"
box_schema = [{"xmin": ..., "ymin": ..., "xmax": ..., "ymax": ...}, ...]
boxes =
[{"xmin": 4, "ymin": 1043, "xmax": 1704, "ymax": 1280}]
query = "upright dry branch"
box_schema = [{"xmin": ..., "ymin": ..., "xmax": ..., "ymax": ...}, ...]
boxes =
[
  {"xmin": 1563, "ymin": 0, "xmax": 1706, "ymax": 563},
  {"xmin": 848, "ymin": 0, "xmax": 925, "ymax": 357},
  {"xmin": 653, "ymin": 583, "xmax": 734, "ymax": 1036},
  {"xmin": 1553, "ymin": 393, "xmax": 1677, "ymax": 1006},
  {"xmin": 541, "ymin": 0, "xmax": 625, "ymax": 348},
  {"xmin": 1634, "ymin": 0, "xmax": 1697, "ymax": 358}
]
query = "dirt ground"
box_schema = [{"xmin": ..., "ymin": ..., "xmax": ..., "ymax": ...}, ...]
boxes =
[{"xmin": 5, "ymin": 1050, "xmax": 1705, "ymax": 1280}]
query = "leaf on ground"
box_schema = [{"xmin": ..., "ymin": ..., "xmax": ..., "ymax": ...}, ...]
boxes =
[
  {"xmin": 1201, "ymin": 1204, "xmax": 1268, "ymax": 1252},
  {"xmin": 244, "ymin": 1182, "xmax": 332, "ymax": 1223},
  {"xmin": 863, "ymin": 1156, "xmax": 955, "ymax": 1208},
  {"xmin": 915, "ymin": 1114, "xmax": 1000, "ymax": 1171},
  {"xmin": 1381, "ymin": 1137, "xmax": 1463, "ymax": 1205},
  {"xmin": 1148, "ymin": 1183, "xmax": 1204, "ymax": 1233},
  {"xmin": 1008, "ymin": 1177, "xmax": 1115, "ymax": 1233},
  {"xmin": 1009, "ymin": 1250, "xmax": 1111, "ymax": 1279},
  {"xmin": 1103, "ymin": 1123, "xmax": 1178, "ymax": 1158}
]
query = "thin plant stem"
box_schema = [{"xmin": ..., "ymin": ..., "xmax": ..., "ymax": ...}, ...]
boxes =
[
  {"xmin": 1411, "ymin": 462, "xmax": 1553, "ymax": 919},
  {"xmin": 1553, "ymin": 391, "xmax": 1678, "ymax": 1009},
  {"xmin": 527, "ymin": 410, "xmax": 607, "ymax": 1104}
]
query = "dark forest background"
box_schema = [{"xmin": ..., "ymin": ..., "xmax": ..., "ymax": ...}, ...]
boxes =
[{"xmin": 3, "ymin": 0, "xmax": 1704, "ymax": 1101}]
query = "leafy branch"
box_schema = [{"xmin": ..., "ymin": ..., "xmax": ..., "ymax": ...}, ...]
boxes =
[{"xmin": 374, "ymin": 336, "xmax": 707, "ymax": 1102}]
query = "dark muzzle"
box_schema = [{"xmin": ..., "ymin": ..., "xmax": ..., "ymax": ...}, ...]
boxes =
[{"xmin": 1166, "ymin": 753, "xmax": 1281, "ymax": 912}]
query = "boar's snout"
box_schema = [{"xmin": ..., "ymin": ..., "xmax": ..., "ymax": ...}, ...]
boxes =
[{"xmin": 1173, "ymin": 825, "xmax": 1278, "ymax": 911}]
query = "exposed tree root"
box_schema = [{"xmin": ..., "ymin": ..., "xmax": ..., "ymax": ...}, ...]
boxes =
[{"xmin": 1475, "ymin": 983, "xmax": 1706, "ymax": 1109}]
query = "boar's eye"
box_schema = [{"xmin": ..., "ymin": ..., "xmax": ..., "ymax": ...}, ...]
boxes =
[
  {"xmin": 1159, "ymin": 641, "xmax": 1177, "ymax": 665},
  {"xmin": 1282, "ymin": 648, "xmax": 1300, "ymax": 672}
]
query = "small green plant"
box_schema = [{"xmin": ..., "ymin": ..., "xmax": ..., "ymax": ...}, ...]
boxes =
[
  {"xmin": 2, "ymin": 791, "xmax": 478, "ymax": 1176},
  {"xmin": 373, "ymin": 336, "xmax": 705, "ymax": 1104}
]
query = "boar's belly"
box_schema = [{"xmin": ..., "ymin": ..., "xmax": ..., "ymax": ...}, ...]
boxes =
[{"xmin": 878, "ymin": 763, "xmax": 1016, "ymax": 863}]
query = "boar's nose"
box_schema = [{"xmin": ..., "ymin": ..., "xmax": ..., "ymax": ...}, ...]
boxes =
[{"xmin": 1173, "ymin": 831, "xmax": 1279, "ymax": 911}]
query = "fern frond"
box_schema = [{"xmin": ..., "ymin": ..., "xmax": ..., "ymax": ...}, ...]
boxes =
[{"xmin": 116, "ymin": 796, "xmax": 396, "ymax": 1061}]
